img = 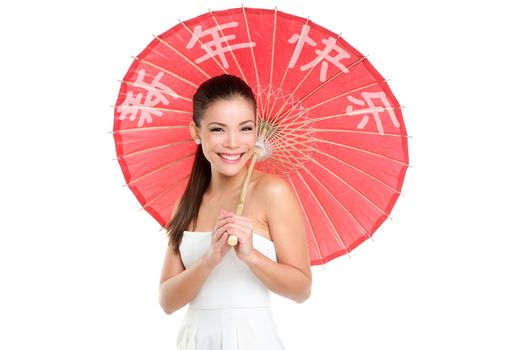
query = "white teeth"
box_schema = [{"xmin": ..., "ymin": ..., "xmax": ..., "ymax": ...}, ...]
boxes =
[{"xmin": 219, "ymin": 153, "xmax": 242, "ymax": 161}]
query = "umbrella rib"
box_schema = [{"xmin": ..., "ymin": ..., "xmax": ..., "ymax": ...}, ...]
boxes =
[
  {"xmin": 306, "ymin": 80, "xmax": 384, "ymax": 112},
  {"xmin": 273, "ymin": 131, "xmax": 408, "ymax": 166},
  {"xmin": 262, "ymin": 7, "xmax": 278, "ymax": 118},
  {"xmin": 263, "ymin": 136, "xmax": 314, "ymax": 175},
  {"xmin": 278, "ymin": 79, "xmax": 382, "ymax": 129},
  {"xmin": 294, "ymin": 166, "xmax": 349, "ymax": 253},
  {"xmin": 269, "ymin": 135, "xmax": 404, "ymax": 202},
  {"xmin": 141, "ymin": 174, "xmax": 190, "ymax": 211},
  {"xmin": 297, "ymin": 159, "xmax": 371, "ymax": 239},
  {"xmin": 119, "ymin": 79, "xmax": 192, "ymax": 102},
  {"xmin": 268, "ymin": 151, "xmax": 313, "ymax": 163},
  {"xmin": 113, "ymin": 125, "xmax": 189, "ymax": 134},
  {"xmin": 269, "ymin": 52, "xmax": 318, "ymax": 121},
  {"xmin": 281, "ymin": 106, "xmax": 403, "ymax": 132},
  {"xmin": 267, "ymin": 16, "xmax": 311, "ymax": 119},
  {"xmin": 312, "ymin": 136, "xmax": 407, "ymax": 166},
  {"xmin": 272, "ymin": 57, "xmax": 372, "ymax": 133},
  {"xmin": 116, "ymin": 140, "xmax": 193, "ymax": 160},
  {"xmin": 262, "ymin": 156, "xmax": 291, "ymax": 175},
  {"xmin": 270, "ymin": 122, "xmax": 408, "ymax": 150},
  {"xmin": 132, "ymin": 56, "xmax": 199, "ymax": 88},
  {"xmin": 306, "ymin": 153, "xmax": 392, "ymax": 219},
  {"xmin": 126, "ymin": 153, "xmax": 195, "ymax": 186},
  {"xmin": 270, "ymin": 32, "xmax": 347, "ymax": 121},
  {"xmin": 288, "ymin": 56, "xmax": 369, "ymax": 116},
  {"xmin": 286, "ymin": 173, "xmax": 325, "ymax": 266},
  {"xmin": 312, "ymin": 146, "xmax": 403, "ymax": 195},
  {"xmin": 311, "ymin": 128, "xmax": 409, "ymax": 138},
  {"xmin": 208, "ymin": 9, "xmax": 248, "ymax": 82},
  {"xmin": 266, "ymin": 107, "xmax": 313, "ymax": 144},
  {"xmin": 112, "ymin": 104, "xmax": 192, "ymax": 115},
  {"xmin": 266, "ymin": 109, "xmax": 310, "ymax": 144},
  {"xmin": 267, "ymin": 128, "xmax": 408, "ymax": 170},
  {"xmin": 178, "ymin": 18, "xmax": 229, "ymax": 74},
  {"xmin": 241, "ymin": 5, "xmax": 260, "ymax": 88},
  {"xmin": 152, "ymin": 35, "xmax": 211, "ymax": 80},
  {"xmin": 241, "ymin": 5, "xmax": 264, "ymax": 119},
  {"xmin": 267, "ymin": 129, "xmax": 315, "ymax": 151}
]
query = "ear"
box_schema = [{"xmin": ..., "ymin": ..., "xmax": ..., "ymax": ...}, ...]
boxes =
[{"xmin": 189, "ymin": 121, "xmax": 199, "ymax": 140}]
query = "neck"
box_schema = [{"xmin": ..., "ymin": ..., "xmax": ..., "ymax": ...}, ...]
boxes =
[{"xmin": 207, "ymin": 166, "xmax": 250, "ymax": 198}]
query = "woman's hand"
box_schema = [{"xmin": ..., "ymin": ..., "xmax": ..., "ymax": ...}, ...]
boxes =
[
  {"xmin": 227, "ymin": 213, "xmax": 256, "ymax": 263},
  {"xmin": 202, "ymin": 210, "xmax": 234, "ymax": 268}
]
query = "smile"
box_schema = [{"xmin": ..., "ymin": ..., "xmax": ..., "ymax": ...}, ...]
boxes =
[{"xmin": 217, "ymin": 153, "xmax": 245, "ymax": 162}]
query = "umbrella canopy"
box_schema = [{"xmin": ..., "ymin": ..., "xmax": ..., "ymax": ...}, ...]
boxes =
[{"xmin": 113, "ymin": 6, "xmax": 409, "ymax": 266}]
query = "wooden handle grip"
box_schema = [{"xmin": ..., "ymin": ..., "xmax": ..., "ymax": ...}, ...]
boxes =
[{"xmin": 227, "ymin": 142, "xmax": 265, "ymax": 246}]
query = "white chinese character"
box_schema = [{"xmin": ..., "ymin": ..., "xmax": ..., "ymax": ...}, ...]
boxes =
[
  {"xmin": 346, "ymin": 92, "xmax": 400, "ymax": 135},
  {"xmin": 288, "ymin": 24, "xmax": 317, "ymax": 68},
  {"xmin": 117, "ymin": 69, "xmax": 177, "ymax": 127},
  {"xmin": 186, "ymin": 22, "xmax": 256, "ymax": 68},
  {"xmin": 288, "ymin": 24, "xmax": 350, "ymax": 82}
]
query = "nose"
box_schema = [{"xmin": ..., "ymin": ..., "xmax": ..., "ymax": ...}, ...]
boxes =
[{"xmin": 224, "ymin": 131, "xmax": 240, "ymax": 149}]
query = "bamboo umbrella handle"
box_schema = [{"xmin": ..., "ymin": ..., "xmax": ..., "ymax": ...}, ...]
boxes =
[{"xmin": 227, "ymin": 128, "xmax": 267, "ymax": 246}]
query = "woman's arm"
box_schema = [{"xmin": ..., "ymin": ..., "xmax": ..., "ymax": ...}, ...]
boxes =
[
  {"xmin": 158, "ymin": 244, "xmax": 214, "ymax": 315},
  {"xmin": 159, "ymin": 206, "xmax": 233, "ymax": 314},
  {"xmin": 244, "ymin": 176, "xmax": 312, "ymax": 303}
]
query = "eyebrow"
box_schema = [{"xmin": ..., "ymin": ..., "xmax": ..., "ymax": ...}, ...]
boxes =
[{"xmin": 207, "ymin": 120, "xmax": 254, "ymax": 127}]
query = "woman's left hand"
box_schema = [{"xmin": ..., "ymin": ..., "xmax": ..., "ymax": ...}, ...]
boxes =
[{"xmin": 226, "ymin": 212, "xmax": 256, "ymax": 263}]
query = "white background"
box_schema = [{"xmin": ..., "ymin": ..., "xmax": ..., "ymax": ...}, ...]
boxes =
[{"xmin": 1, "ymin": 0, "xmax": 524, "ymax": 349}]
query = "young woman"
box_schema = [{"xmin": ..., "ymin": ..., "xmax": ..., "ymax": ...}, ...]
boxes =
[{"xmin": 159, "ymin": 74, "xmax": 312, "ymax": 349}]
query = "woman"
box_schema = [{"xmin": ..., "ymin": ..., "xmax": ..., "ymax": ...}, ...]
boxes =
[{"xmin": 159, "ymin": 74, "xmax": 312, "ymax": 349}]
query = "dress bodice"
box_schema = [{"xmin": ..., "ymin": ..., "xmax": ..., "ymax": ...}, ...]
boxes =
[{"xmin": 180, "ymin": 231, "xmax": 277, "ymax": 309}]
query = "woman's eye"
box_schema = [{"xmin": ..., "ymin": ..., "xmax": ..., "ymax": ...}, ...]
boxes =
[{"xmin": 211, "ymin": 127, "xmax": 253, "ymax": 132}]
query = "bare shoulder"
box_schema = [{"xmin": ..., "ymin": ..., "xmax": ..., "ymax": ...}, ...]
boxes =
[
  {"xmin": 252, "ymin": 172, "xmax": 298, "ymax": 226},
  {"xmin": 256, "ymin": 173, "xmax": 311, "ymax": 272},
  {"xmin": 254, "ymin": 172, "xmax": 293, "ymax": 199}
]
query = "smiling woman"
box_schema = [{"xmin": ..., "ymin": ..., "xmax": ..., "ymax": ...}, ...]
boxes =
[
  {"xmin": 158, "ymin": 74, "xmax": 312, "ymax": 349},
  {"xmin": 204, "ymin": 110, "xmax": 255, "ymax": 165}
]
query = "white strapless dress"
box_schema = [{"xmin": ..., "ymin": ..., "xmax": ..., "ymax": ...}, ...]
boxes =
[{"xmin": 176, "ymin": 231, "xmax": 286, "ymax": 350}]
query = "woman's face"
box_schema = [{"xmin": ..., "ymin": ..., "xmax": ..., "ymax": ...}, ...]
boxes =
[{"xmin": 193, "ymin": 96, "xmax": 256, "ymax": 176}]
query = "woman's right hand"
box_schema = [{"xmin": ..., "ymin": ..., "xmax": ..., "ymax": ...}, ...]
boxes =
[{"xmin": 202, "ymin": 209, "xmax": 234, "ymax": 268}]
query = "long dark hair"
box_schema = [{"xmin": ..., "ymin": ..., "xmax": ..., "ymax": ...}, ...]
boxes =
[{"xmin": 165, "ymin": 74, "xmax": 256, "ymax": 255}]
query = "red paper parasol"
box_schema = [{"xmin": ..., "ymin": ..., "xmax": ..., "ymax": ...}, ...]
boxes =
[{"xmin": 113, "ymin": 7, "xmax": 409, "ymax": 266}]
